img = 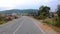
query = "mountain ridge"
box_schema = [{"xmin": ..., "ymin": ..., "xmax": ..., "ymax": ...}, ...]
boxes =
[{"xmin": 0, "ymin": 9, "xmax": 38, "ymax": 14}]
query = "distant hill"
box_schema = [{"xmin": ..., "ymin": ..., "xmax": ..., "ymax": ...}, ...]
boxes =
[{"xmin": 0, "ymin": 9, "xmax": 38, "ymax": 15}]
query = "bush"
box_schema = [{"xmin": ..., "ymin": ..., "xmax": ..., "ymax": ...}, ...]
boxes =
[
  {"xmin": 33, "ymin": 15, "xmax": 46, "ymax": 20},
  {"xmin": 0, "ymin": 17, "xmax": 8, "ymax": 25},
  {"xmin": 43, "ymin": 18, "xmax": 52, "ymax": 24},
  {"xmin": 53, "ymin": 17, "xmax": 60, "ymax": 27},
  {"xmin": 39, "ymin": 15, "xmax": 46, "ymax": 20},
  {"xmin": 0, "ymin": 20, "xmax": 6, "ymax": 25},
  {"xmin": 43, "ymin": 16, "xmax": 60, "ymax": 27}
]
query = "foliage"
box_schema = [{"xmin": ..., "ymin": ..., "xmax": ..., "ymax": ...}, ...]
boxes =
[
  {"xmin": 43, "ymin": 5, "xmax": 60, "ymax": 27},
  {"xmin": 57, "ymin": 5, "xmax": 60, "ymax": 17},
  {"xmin": 53, "ymin": 17, "xmax": 60, "ymax": 27},
  {"xmin": 37, "ymin": 6, "xmax": 50, "ymax": 19},
  {"xmin": 43, "ymin": 16, "xmax": 60, "ymax": 27},
  {"xmin": 0, "ymin": 16, "xmax": 13, "ymax": 25},
  {"xmin": 55, "ymin": 5, "xmax": 60, "ymax": 27},
  {"xmin": 0, "ymin": 17, "xmax": 7, "ymax": 25},
  {"xmin": 33, "ymin": 5, "xmax": 50, "ymax": 20}
]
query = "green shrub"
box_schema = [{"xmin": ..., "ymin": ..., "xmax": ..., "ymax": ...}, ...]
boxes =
[
  {"xmin": 53, "ymin": 17, "xmax": 60, "ymax": 27},
  {"xmin": 0, "ymin": 17, "xmax": 8, "ymax": 25},
  {"xmin": 33, "ymin": 15, "xmax": 46, "ymax": 20},
  {"xmin": 43, "ymin": 18, "xmax": 52, "ymax": 24},
  {"xmin": 0, "ymin": 20, "xmax": 6, "ymax": 25},
  {"xmin": 43, "ymin": 16, "xmax": 60, "ymax": 27}
]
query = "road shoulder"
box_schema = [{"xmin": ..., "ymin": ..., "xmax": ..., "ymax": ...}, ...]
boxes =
[
  {"xmin": 28, "ymin": 16, "xmax": 58, "ymax": 34},
  {"xmin": 0, "ymin": 18, "xmax": 21, "ymax": 27}
]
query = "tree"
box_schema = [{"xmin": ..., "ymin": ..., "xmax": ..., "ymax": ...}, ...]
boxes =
[
  {"xmin": 55, "ymin": 5, "xmax": 60, "ymax": 27},
  {"xmin": 57, "ymin": 5, "xmax": 60, "ymax": 17},
  {"xmin": 39, "ymin": 6, "xmax": 50, "ymax": 18}
]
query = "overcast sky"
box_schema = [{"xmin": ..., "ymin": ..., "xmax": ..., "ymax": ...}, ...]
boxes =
[{"xmin": 0, "ymin": 0, "xmax": 60, "ymax": 11}]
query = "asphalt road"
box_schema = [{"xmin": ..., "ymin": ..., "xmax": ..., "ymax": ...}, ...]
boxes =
[{"xmin": 0, "ymin": 16, "xmax": 44, "ymax": 34}]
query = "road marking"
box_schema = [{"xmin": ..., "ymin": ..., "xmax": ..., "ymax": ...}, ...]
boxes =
[
  {"xmin": 32, "ymin": 20, "xmax": 46, "ymax": 34},
  {"xmin": 23, "ymin": 16, "xmax": 46, "ymax": 34},
  {"xmin": 28, "ymin": 16, "xmax": 46, "ymax": 34},
  {"xmin": 13, "ymin": 19, "xmax": 25, "ymax": 34}
]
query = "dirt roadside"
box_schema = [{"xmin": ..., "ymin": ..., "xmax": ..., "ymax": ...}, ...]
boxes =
[{"xmin": 29, "ymin": 16, "xmax": 59, "ymax": 34}]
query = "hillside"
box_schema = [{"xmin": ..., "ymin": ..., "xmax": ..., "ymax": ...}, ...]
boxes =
[{"xmin": 0, "ymin": 9, "xmax": 38, "ymax": 14}]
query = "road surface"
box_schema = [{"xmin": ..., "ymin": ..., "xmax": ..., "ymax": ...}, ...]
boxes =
[{"xmin": 0, "ymin": 16, "xmax": 44, "ymax": 34}]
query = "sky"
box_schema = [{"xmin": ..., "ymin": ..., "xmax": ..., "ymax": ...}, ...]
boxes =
[{"xmin": 0, "ymin": 0, "xmax": 60, "ymax": 11}]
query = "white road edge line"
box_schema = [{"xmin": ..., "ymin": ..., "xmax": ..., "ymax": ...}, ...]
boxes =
[
  {"xmin": 27, "ymin": 16, "xmax": 46, "ymax": 34},
  {"xmin": 13, "ymin": 19, "xmax": 25, "ymax": 34},
  {"xmin": 33, "ymin": 21, "xmax": 46, "ymax": 34}
]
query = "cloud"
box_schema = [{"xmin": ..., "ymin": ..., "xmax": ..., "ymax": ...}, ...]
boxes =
[
  {"xmin": 0, "ymin": 0, "xmax": 60, "ymax": 11},
  {"xmin": 0, "ymin": 0, "xmax": 51, "ymax": 7},
  {"xmin": 0, "ymin": 0, "xmax": 40, "ymax": 9}
]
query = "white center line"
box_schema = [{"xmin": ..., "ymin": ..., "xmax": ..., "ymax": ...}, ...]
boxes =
[{"xmin": 13, "ymin": 19, "xmax": 25, "ymax": 34}]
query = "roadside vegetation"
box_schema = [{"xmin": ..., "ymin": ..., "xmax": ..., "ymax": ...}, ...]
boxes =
[
  {"xmin": 0, "ymin": 14, "xmax": 19, "ymax": 25},
  {"xmin": 31, "ymin": 5, "xmax": 60, "ymax": 33}
]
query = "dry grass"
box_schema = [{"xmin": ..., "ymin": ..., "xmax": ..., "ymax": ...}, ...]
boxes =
[
  {"xmin": 42, "ymin": 18, "xmax": 60, "ymax": 34},
  {"xmin": 50, "ymin": 25, "xmax": 60, "ymax": 33}
]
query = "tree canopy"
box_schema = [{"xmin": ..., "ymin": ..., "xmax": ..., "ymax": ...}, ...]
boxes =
[
  {"xmin": 39, "ymin": 6, "xmax": 50, "ymax": 17},
  {"xmin": 57, "ymin": 5, "xmax": 60, "ymax": 17}
]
